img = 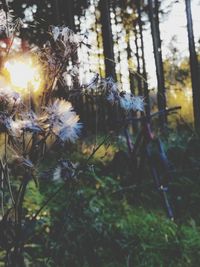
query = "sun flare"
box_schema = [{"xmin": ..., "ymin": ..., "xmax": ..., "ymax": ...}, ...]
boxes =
[{"xmin": 3, "ymin": 55, "xmax": 42, "ymax": 94}]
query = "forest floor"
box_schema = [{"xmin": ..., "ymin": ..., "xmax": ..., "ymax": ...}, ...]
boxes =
[{"xmin": 1, "ymin": 125, "xmax": 200, "ymax": 266}]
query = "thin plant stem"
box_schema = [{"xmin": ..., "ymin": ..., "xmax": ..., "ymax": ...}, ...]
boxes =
[
  {"xmin": 86, "ymin": 134, "xmax": 110, "ymax": 163},
  {"xmin": 22, "ymin": 130, "xmax": 25, "ymax": 156},
  {"xmin": 5, "ymin": 169, "xmax": 15, "ymax": 205},
  {"xmin": 31, "ymin": 134, "xmax": 111, "ymax": 221},
  {"xmin": 14, "ymin": 180, "xmax": 24, "ymax": 224},
  {"xmin": 31, "ymin": 184, "xmax": 64, "ymax": 221},
  {"xmin": 4, "ymin": 133, "xmax": 15, "ymax": 205},
  {"xmin": 13, "ymin": 174, "xmax": 30, "ymax": 266},
  {"xmin": 5, "ymin": 34, "xmax": 15, "ymax": 57},
  {"xmin": 0, "ymin": 168, "xmax": 5, "ymax": 216},
  {"xmin": 25, "ymin": 136, "xmax": 33, "ymax": 154},
  {"xmin": 17, "ymin": 176, "xmax": 29, "ymax": 225}
]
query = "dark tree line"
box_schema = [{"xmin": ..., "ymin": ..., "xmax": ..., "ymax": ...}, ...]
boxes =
[{"xmin": 5, "ymin": 0, "xmax": 200, "ymax": 131}]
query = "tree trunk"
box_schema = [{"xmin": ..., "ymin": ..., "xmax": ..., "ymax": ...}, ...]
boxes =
[
  {"xmin": 134, "ymin": 25, "xmax": 143, "ymax": 96},
  {"xmin": 52, "ymin": 0, "xmax": 61, "ymax": 25},
  {"xmin": 127, "ymin": 31, "xmax": 135, "ymax": 94},
  {"xmin": 62, "ymin": 0, "xmax": 75, "ymax": 30},
  {"xmin": 185, "ymin": 0, "xmax": 200, "ymax": 133},
  {"xmin": 136, "ymin": 0, "xmax": 150, "ymax": 117},
  {"xmin": 148, "ymin": 0, "xmax": 166, "ymax": 125},
  {"xmin": 99, "ymin": 0, "xmax": 116, "ymax": 79}
]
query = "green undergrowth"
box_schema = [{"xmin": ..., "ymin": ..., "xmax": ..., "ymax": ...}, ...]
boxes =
[
  {"xmin": 15, "ymin": 170, "xmax": 200, "ymax": 267},
  {"xmin": 1, "ymin": 129, "xmax": 200, "ymax": 266}
]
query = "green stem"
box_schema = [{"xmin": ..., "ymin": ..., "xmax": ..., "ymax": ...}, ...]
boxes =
[
  {"xmin": 4, "ymin": 133, "xmax": 15, "ymax": 205},
  {"xmin": 31, "ymin": 134, "xmax": 110, "ymax": 221},
  {"xmin": 0, "ymin": 169, "xmax": 4, "ymax": 216}
]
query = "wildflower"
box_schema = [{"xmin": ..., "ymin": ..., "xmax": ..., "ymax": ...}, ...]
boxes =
[
  {"xmin": 0, "ymin": 8, "xmax": 13, "ymax": 34},
  {"xmin": 101, "ymin": 77, "xmax": 117, "ymax": 93},
  {"xmin": 84, "ymin": 73, "xmax": 99, "ymax": 91},
  {"xmin": 62, "ymin": 72, "xmax": 72, "ymax": 87},
  {"xmin": 131, "ymin": 96, "xmax": 145, "ymax": 111},
  {"xmin": 97, "ymin": 76, "xmax": 144, "ymax": 111},
  {"xmin": 53, "ymin": 159, "xmax": 76, "ymax": 181},
  {"xmin": 119, "ymin": 92, "xmax": 144, "ymax": 111},
  {"xmin": 53, "ymin": 166, "xmax": 61, "ymax": 181},
  {"xmin": 106, "ymin": 90, "xmax": 118, "ymax": 104},
  {"xmin": 102, "ymin": 77, "xmax": 119, "ymax": 104},
  {"xmin": 10, "ymin": 112, "xmax": 43, "ymax": 137},
  {"xmin": 51, "ymin": 26, "xmax": 82, "ymax": 46},
  {"xmin": 40, "ymin": 99, "xmax": 82, "ymax": 143},
  {"xmin": 0, "ymin": 86, "xmax": 21, "ymax": 111},
  {"xmin": 69, "ymin": 65, "xmax": 79, "ymax": 77},
  {"xmin": 0, "ymin": 112, "xmax": 12, "ymax": 133},
  {"xmin": 61, "ymin": 27, "xmax": 82, "ymax": 44},
  {"xmin": 11, "ymin": 154, "xmax": 34, "ymax": 169},
  {"xmin": 52, "ymin": 26, "xmax": 60, "ymax": 41},
  {"xmin": 84, "ymin": 74, "xmax": 145, "ymax": 112}
]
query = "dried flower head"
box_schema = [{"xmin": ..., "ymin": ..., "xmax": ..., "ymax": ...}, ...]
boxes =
[
  {"xmin": 51, "ymin": 26, "xmax": 83, "ymax": 45},
  {"xmin": 0, "ymin": 8, "xmax": 13, "ymax": 34},
  {"xmin": 53, "ymin": 159, "xmax": 76, "ymax": 181},
  {"xmin": 119, "ymin": 92, "xmax": 145, "ymax": 112},
  {"xmin": 0, "ymin": 111, "xmax": 12, "ymax": 133},
  {"xmin": 84, "ymin": 73, "xmax": 99, "ymax": 91},
  {"xmin": 10, "ymin": 112, "xmax": 43, "ymax": 137},
  {"xmin": 40, "ymin": 99, "xmax": 82, "ymax": 143},
  {"xmin": 11, "ymin": 154, "xmax": 34, "ymax": 169},
  {"xmin": 84, "ymin": 75, "xmax": 145, "ymax": 112},
  {"xmin": 49, "ymin": 26, "xmax": 83, "ymax": 60},
  {"xmin": 0, "ymin": 86, "xmax": 21, "ymax": 112}
]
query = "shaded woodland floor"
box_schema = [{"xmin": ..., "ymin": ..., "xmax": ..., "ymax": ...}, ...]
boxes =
[{"xmin": 1, "ymin": 125, "xmax": 199, "ymax": 266}]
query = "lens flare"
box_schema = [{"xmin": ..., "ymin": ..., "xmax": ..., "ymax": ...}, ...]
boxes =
[{"xmin": 3, "ymin": 55, "xmax": 42, "ymax": 94}]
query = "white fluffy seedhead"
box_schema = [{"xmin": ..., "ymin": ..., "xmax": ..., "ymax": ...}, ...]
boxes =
[
  {"xmin": 10, "ymin": 111, "xmax": 43, "ymax": 137},
  {"xmin": 41, "ymin": 99, "xmax": 82, "ymax": 143},
  {"xmin": 119, "ymin": 92, "xmax": 145, "ymax": 112},
  {"xmin": 85, "ymin": 75, "xmax": 145, "ymax": 112},
  {"xmin": 0, "ymin": 8, "xmax": 13, "ymax": 34}
]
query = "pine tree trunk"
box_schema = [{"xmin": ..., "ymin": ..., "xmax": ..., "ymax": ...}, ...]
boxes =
[
  {"xmin": 134, "ymin": 25, "xmax": 143, "ymax": 96},
  {"xmin": 185, "ymin": 0, "xmax": 200, "ymax": 133},
  {"xmin": 52, "ymin": 0, "xmax": 61, "ymax": 25},
  {"xmin": 127, "ymin": 32, "xmax": 135, "ymax": 94},
  {"xmin": 99, "ymin": 0, "xmax": 116, "ymax": 79},
  {"xmin": 62, "ymin": 0, "xmax": 75, "ymax": 30},
  {"xmin": 148, "ymin": 0, "xmax": 166, "ymax": 125},
  {"xmin": 136, "ymin": 0, "xmax": 150, "ymax": 117}
]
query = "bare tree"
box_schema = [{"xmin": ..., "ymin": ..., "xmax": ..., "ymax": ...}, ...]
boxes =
[
  {"xmin": 62, "ymin": 0, "xmax": 75, "ymax": 30},
  {"xmin": 148, "ymin": 0, "xmax": 167, "ymax": 124},
  {"xmin": 185, "ymin": 0, "xmax": 200, "ymax": 133},
  {"xmin": 99, "ymin": 0, "xmax": 116, "ymax": 79},
  {"xmin": 136, "ymin": 0, "xmax": 150, "ymax": 117}
]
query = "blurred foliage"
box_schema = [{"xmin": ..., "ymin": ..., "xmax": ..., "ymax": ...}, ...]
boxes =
[
  {"xmin": 0, "ymin": 1, "xmax": 200, "ymax": 266},
  {"xmin": 163, "ymin": 36, "xmax": 194, "ymax": 123},
  {"xmin": 0, "ymin": 129, "xmax": 200, "ymax": 266},
  {"xmin": 9, "ymin": 0, "xmax": 90, "ymax": 44}
]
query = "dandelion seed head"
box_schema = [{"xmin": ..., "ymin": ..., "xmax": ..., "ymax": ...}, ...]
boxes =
[
  {"xmin": 41, "ymin": 99, "xmax": 82, "ymax": 143},
  {"xmin": 51, "ymin": 26, "xmax": 82, "ymax": 46},
  {"xmin": 10, "ymin": 112, "xmax": 42, "ymax": 136},
  {"xmin": 0, "ymin": 9, "xmax": 13, "ymax": 33},
  {"xmin": 52, "ymin": 26, "xmax": 60, "ymax": 41},
  {"xmin": 84, "ymin": 73, "xmax": 99, "ymax": 91},
  {"xmin": 61, "ymin": 27, "xmax": 82, "ymax": 44},
  {"xmin": 119, "ymin": 92, "xmax": 145, "ymax": 111},
  {"xmin": 0, "ymin": 112, "xmax": 13, "ymax": 133},
  {"xmin": 0, "ymin": 86, "xmax": 21, "ymax": 110},
  {"xmin": 53, "ymin": 166, "xmax": 62, "ymax": 181},
  {"xmin": 53, "ymin": 159, "xmax": 76, "ymax": 181},
  {"xmin": 69, "ymin": 65, "xmax": 79, "ymax": 77},
  {"xmin": 9, "ymin": 119, "xmax": 23, "ymax": 137}
]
